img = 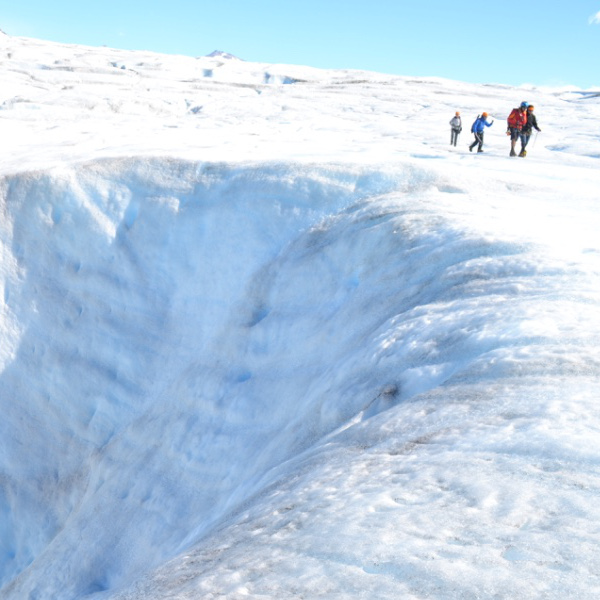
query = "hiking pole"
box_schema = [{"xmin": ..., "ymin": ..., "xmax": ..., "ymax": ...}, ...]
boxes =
[{"xmin": 532, "ymin": 131, "xmax": 539, "ymax": 148}]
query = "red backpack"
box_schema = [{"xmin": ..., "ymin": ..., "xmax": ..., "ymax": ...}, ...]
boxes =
[{"xmin": 507, "ymin": 108, "xmax": 527, "ymax": 130}]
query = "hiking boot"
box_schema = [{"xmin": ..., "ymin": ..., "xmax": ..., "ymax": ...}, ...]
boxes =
[
  {"xmin": 519, "ymin": 150, "xmax": 527, "ymax": 157},
  {"xmin": 510, "ymin": 149, "xmax": 517, "ymax": 157},
  {"xmin": 469, "ymin": 145, "xmax": 473, "ymax": 152},
  {"xmin": 477, "ymin": 148, "xmax": 484, "ymax": 153}
]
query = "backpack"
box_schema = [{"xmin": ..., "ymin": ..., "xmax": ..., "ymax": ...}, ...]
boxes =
[{"xmin": 507, "ymin": 108, "xmax": 526, "ymax": 129}]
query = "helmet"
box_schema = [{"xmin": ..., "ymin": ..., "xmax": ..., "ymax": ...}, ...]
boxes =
[
  {"xmin": 527, "ymin": 105, "xmax": 535, "ymax": 111},
  {"xmin": 520, "ymin": 101, "xmax": 529, "ymax": 109},
  {"xmin": 481, "ymin": 112, "xmax": 488, "ymax": 117},
  {"xmin": 455, "ymin": 111, "xmax": 460, "ymax": 116}
]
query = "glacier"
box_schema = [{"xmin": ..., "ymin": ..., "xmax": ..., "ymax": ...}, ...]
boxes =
[{"xmin": 1, "ymin": 32, "xmax": 600, "ymax": 599}]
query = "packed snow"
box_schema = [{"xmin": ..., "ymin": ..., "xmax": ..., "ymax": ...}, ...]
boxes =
[{"xmin": 1, "ymin": 31, "xmax": 600, "ymax": 599}]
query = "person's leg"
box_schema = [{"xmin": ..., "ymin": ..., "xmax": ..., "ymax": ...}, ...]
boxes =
[
  {"xmin": 510, "ymin": 129, "xmax": 519, "ymax": 156},
  {"xmin": 519, "ymin": 133, "xmax": 529, "ymax": 156}
]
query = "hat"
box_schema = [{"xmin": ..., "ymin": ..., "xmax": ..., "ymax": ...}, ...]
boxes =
[{"xmin": 482, "ymin": 112, "xmax": 488, "ymax": 117}]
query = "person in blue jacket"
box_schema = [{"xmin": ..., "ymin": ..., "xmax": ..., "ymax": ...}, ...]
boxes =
[{"xmin": 469, "ymin": 112, "xmax": 494, "ymax": 153}]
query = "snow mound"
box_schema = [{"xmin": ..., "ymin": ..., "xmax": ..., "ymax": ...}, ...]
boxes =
[{"xmin": 205, "ymin": 50, "xmax": 242, "ymax": 61}]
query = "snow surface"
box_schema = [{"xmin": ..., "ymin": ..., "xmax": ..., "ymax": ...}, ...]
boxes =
[{"xmin": 1, "ymin": 33, "xmax": 600, "ymax": 600}]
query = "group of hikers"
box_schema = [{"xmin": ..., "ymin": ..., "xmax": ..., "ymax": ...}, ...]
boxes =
[{"xmin": 449, "ymin": 101, "xmax": 542, "ymax": 157}]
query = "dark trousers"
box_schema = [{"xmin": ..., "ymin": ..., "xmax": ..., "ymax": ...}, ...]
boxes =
[
  {"xmin": 450, "ymin": 128, "xmax": 460, "ymax": 146},
  {"xmin": 509, "ymin": 127, "xmax": 521, "ymax": 141},
  {"xmin": 470, "ymin": 131, "xmax": 484, "ymax": 151}
]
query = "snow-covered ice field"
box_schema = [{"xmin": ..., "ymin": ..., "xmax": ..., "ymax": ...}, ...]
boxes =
[{"xmin": 1, "ymin": 31, "xmax": 600, "ymax": 599}]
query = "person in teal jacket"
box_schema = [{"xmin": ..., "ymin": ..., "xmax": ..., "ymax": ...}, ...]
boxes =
[{"xmin": 469, "ymin": 112, "xmax": 494, "ymax": 153}]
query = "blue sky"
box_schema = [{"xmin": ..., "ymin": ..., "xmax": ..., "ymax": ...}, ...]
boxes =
[{"xmin": 2, "ymin": 0, "xmax": 599, "ymax": 88}]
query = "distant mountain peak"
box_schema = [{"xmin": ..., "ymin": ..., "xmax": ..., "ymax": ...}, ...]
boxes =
[{"xmin": 206, "ymin": 50, "xmax": 242, "ymax": 61}]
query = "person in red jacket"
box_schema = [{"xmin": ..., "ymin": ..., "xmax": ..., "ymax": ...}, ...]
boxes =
[{"xmin": 507, "ymin": 101, "xmax": 529, "ymax": 156}]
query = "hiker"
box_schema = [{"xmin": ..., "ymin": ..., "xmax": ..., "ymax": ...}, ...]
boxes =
[
  {"xmin": 469, "ymin": 112, "xmax": 494, "ymax": 153},
  {"xmin": 507, "ymin": 101, "xmax": 529, "ymax": 156},
  {"xmin": 449, "ymin": 111, "xmax": 462, "ymax": 146},
  {"xmin": 518, "ymin": 105, "xmax": 542, "ymax": 157}
]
